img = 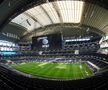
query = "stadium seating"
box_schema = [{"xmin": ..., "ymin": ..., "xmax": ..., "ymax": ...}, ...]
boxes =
[
  {"xmin": 0, "ymin": 63, "xmax": 107, "ymax": 90},
  {"xmin": 0, "ymin": 53, "xmax": 108, "ymax": 90}
]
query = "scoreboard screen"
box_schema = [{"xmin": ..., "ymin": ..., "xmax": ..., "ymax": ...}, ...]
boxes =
[{"xmin": 32, "ymin": 34, "xmax": 62, "ymax": 50}]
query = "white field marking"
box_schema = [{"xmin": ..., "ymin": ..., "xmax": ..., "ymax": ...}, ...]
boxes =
[
  {"xmin": 85, "ymin": 70, "xmax": 89, "ymax": 76},
  {"xmin": 56, "ymin": 63, "xmax": 67, "ymax": 69},
  {"xmin": 80, "ymin": 65, "xmax": 82, "ymax": 69},
  {"xmin": 79, "ymin": 64, "xmax": 89, "ymax": 77},
  {"xmin": 79, "ymin": 64, "xmax": 85, "ymax": 78},
  {"xmin": 38, "ymin": 62, "xmax": 48, "ymax": 67},
  {"xmin": 81, "ymin": 64, "xmax": 89, "ymax": 76},
  {"xmin": 21, "ymin": 62, "xmax": 26, "ymax": 65}
]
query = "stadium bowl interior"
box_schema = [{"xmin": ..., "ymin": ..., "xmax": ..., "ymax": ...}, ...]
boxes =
[{"xmin": 0, "ymin": 0, "xmax": 108, "ymax": 90}]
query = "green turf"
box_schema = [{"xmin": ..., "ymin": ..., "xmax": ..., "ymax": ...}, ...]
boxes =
[{"xmin": 11, "ymin": 62, "xmax": 93, "ymax": 79}]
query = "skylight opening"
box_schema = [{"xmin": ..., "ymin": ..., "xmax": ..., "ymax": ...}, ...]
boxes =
[
  {"xmin": 11, "ymin": 0, "xmax": 84, "ymax": 31},
  {"xmin": 56, "ymin": 1, "xmax": 84, "ymax": 23}
]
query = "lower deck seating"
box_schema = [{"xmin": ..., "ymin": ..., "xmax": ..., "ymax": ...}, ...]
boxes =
[
  {"xmin": 0, "ymin": 64, "xmax": 107, "ymax": 90},
  {"xmin": 0, "ymin": 53, "xmax": 108, "ymax": 90},
  {"xmin": 0, "ymin": 79, "xmax": 13, "ymax": 90}
]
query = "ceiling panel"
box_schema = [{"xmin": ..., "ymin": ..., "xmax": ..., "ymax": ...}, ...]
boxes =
[
  {"xmin": 82, "ymin": 3, "xmax": 108, "ymax": 34},
  {"xmin": 42, "ymin": 2, "xmax": 60, "ymax": 23},
  {"xmin": 56, "ymin": 1, "xmax": 84, "ymax": 23},
  {"xmin": 10, "ymin": 0, "xmax": 108, "ymax": 35},
  {"xmin": 11, "ymin": 13, "xmax": 41, "ymax": 31},
  {"xmin": 11, "ymin": 1, "xmax": 84, "ymax": 31}
]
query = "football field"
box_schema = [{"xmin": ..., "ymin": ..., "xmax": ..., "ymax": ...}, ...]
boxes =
[{"xmin": 11, "ymin": 62, "xmax": 93, "ymax": 80}]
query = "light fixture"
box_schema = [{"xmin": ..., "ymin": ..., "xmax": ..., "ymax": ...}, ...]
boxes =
[{"xmin": 26, "ymin": 19, "xmax": 31, "ymax": 26}]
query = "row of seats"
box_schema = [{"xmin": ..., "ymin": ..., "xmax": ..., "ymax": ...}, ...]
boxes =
[
  {"xmin": 0, "ymin": 63, "xmax": 108, "ymax": 90},
  {"xmin": 0, "ymin": 53, "xmax": 108, "ymax": 90},
  {"xmin": 0, "ymin": 79, "xmax": 13, "ymax": 90},
  {"xmin": 64, "ymin": 41, "xmax": 100, "ymax": 51}
]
